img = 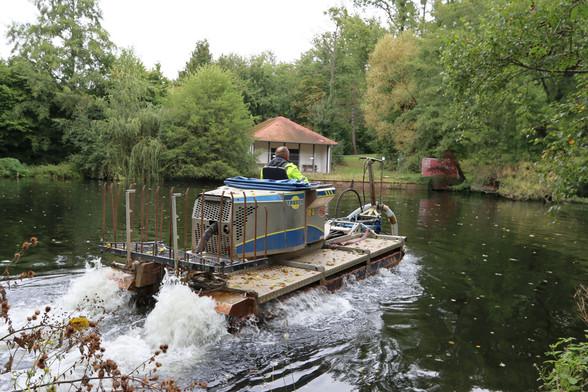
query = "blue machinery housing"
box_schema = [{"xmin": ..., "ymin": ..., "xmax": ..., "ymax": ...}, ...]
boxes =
[{"xmin": 191, "ymin": 178, "xmax": 336, "ymax": 261}]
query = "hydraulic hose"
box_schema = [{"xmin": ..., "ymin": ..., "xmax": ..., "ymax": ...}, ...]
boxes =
[{"xmin": 196, "ymin": 222, "xmax": 219, "ymax": 254}]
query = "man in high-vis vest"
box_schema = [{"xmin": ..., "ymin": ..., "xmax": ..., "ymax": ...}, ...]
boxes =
[{"xmin": 260, "ymin": 146, "xmax": 308, "ymax": 182}]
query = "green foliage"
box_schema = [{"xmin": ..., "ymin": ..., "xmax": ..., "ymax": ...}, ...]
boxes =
[
  {"xmin": 0, "ymin": 58, "xmax": 66, "ymax": 164},
  {"xmin": 178, "ymin": 39, "xmax": 213, "ymax": 80},
  {"xmin": 161, "ymin": 64, "xmax": 256, "ymax": 180},
  {"xmin": 538, "ymin": 286, "xmax": 588, "ymax": 391},
  {"xmin": 353, "ymin": 0, "xmax": 421, "ymax": 34},
  {"xmin": 364, "ymin": 32, "xmax": 420, "ymax": 156},
  {"xmin": 7, "ymin": 0, "xmax": 115, "ymax": 90},
  {"xmin": 535, "ymin": 74, "xmax": 588, "ymax": 207},
  {"xmin": 29, "ymin": 162, "xmax": 81, "ymax": 179},
  {"xmin": 538, "ymin": 335, "xmax": 588, "ymax": 391},
  {"xmin": 440, "ymin": 0, "xmax": 587, "ymax": 207},
  {"xmin": 298, "ymin": 7, "xmax": 386, "ymax": 154},
  {"xmin": 66, "ymin": 50, "xmax": 165, "ymax": 181},
  {"xmin": 0, "ymin": 158, "xmax": 30, "ymax": 178},
  {"xmin": 217, "ymin": 51, "xmax": 296, "ymax": 122},
  {"xmin": 497, "ymin": 162, "xmax": 550, "ymax": 201}
]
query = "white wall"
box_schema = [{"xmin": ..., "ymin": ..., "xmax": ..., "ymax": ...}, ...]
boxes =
[{"xmin": 252, "ymin": 141, "xmax": 332, "ymax": 173}]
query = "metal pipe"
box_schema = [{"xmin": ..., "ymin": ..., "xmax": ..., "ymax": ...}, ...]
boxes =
[
  {"xmin": 125, "ymin": 189, "xmax": 136, "ymax": 266},
  {"xmin": 264, "ymin": 207, "xmax": 268, "ymax": 258},
  {"xmin": 242, "ymin": 192, "xmax": 247, "ymax": 264},
  {"xmin": 379, "ymin": 160, "xmax": 384, "ymax": 206},
  {"xmin": 199, "ymin": 190, "xmax": 205, "ymax": 259},
  {"xmin": 155, "ymin": 186, "xmax": 160, "ymax": 243},
  {"xmin": 184, "ymin": 188, "xmax": 190, "ymax": 259},
  {"xmin": 102, "ymin": 182, "xmax": 107, "ymax": 242},
  {"xmin": 253, "ymin": 197, "xmax": 258, "ymax": 260},
  {"xmin": 114, "ymin": 183, "xmax": 120, "ymax": 243},
  {"xmin": 159, "ymin": 196, "xmax": 165, "ymax": 252},
  {"xmin": 130, "ymin": 184, "xmax": 136, "ymax": 243},
  {"xmin": 368, "ymin": 160, "xmax": 376, "ymax": 206},
  {"xmin": 230, "ymin": 193, "xmax": 234, "ymax": 265},
  {"xmin": 217, "ymin": 191, "xmax": 225, "ymax": 264},
  {"xmin": 140, "ymin": 185, "xmax": 145, "ymax": 253},
  {"xmin": 145, "ymin": 188, "xmax": 151, "ymax": 247},
  {"xmin": 171, "ymin": 192, "xmax": 181, "ymax": 271},
  {"xmin": 110, "ymin": 183, "xmax": 115, "ymax": 243},
  {"xmin": 168, "ymin": 187, "xmax": 174, "ymax": 259}
]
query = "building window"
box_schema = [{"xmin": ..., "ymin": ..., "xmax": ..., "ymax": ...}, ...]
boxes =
[{"xmin": 271, "ymin": 148, "xmax": 299, "ymax": 166}]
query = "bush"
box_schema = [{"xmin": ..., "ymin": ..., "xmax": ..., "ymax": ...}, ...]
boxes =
[
  {"xmin": 537, "ymin": 286, "xmax": 588, "ymax": 391},
  {"xmin": 30, "ymin": 162, "xmax": 81, "ymax": 179},
  {"xmin": 497, "ymin": 162, "xmax": 550, "ymax": 201},
  {"xmin": 0, "ymin": 158, "xmax": 30, "ymax": 178}
]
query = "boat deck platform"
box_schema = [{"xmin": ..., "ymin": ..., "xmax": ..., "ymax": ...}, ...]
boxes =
[{"xmin": 101, "ymin": 232, "xmax": 405, "ymax": 318}]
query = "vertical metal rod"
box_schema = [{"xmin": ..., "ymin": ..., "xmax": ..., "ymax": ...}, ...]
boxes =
[
  {"xmin": 125, "ymin": 189, "xmax": 136, "ymax": 266},
  {"xmin": 264, "ymin": 207, "xmax": 268, "ymax": 258},
  {"xmin": 379, "ymin": 160, "xmax": 384, "ymax": 206},
  {"xmin": 217, "ymin": 191, "xmax": 225, "ymax": 264},
  {"xmin": 230, "ymin": 193, "xmax": 234, "ymax": 265},
  {"xmin": 184, "ymin": 188, "xmax": 190, "ymax": 260},
  {"xmin": 168, "ymin": 187, "xmax": 174, "ymax": 259},
  {"xmin": 102, "ymin": 182, "xmax": 107, "ymax": 242},
  {"xmin": 242, "ymin": 192, "xmax": 247, "ymax": 264},
  {"xmin": 114, "ymin": 183, "xmax": 120, "ymax": 243},
  {"xmin": 110, "ymin": 183, "xmax": 115, "ymax": 243},
  {"xmin": 199, "ymin": 190, "xmax": 205, "ymax": 259},
  {"xmin": 130, "ymin": 184, "xmax": 136, "ymax": 243},
  {"xmin": 140, "ymin": 185, "xmax": 146, "ymax": 253},
  {"xmin": 253, "ymin": 197, "xmax": 258, "ymax": 260},
  {"xmin": 145, "ymin": 188, "xmax": 151, "ymax": 247},
  {"xmin": 369, "ymin": 160, "xmax": 376, "ymax": 206},
  {"xmin": 154, "ymin": 187, "xmax": 159, "ymax": 243},
  {"xmin": 171, "ymin": 193, "xmax": 181, "ymax": 271},
  {"xmin": 159, "ymin": 196, "xmax": 165, "ymax": 252}
]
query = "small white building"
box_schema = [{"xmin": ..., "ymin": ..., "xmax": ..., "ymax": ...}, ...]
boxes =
[{"xmin": 251, "ymin": 117, "xmax": 338, "ymax": 174}]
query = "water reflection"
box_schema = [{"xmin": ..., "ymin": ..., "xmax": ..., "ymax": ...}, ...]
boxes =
[{"xmin": 0, "ymin": 179, "xmax": 586, "ymax": 391}]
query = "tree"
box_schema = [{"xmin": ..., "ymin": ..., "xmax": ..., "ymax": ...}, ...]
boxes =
[
  {"xmin": 353, "ymin": 0, "xmax": 425, "ymax": 34},
  {"xmin": 178, "ymin": 39, "xmax": 213, "ymax": 80},
  {"xmin": 7, "ymin": 0, "xmax": 114, "ymax": 91},
  {"xmin": 4, "ymin": 0, "xmax": 115, "ymax": 166},
  {"xmin": 364, "ymin": 32, "xmax": 420, "ymax": 156},
  {"xmin": 294, "ymin": 8, "xmax": 386, "ymax": 154},
  {"xmin": 441, "ymin": 0, "xmax": 587, "ymax": 203},
  {"xmin": 0, "ymin": 59, "xmax": 61, "ymax": 163},
  {"xmin": 161, "ymin": 64, "xmax": 256, "ymax": 180},
  {"xmin": 67, "ymin": 50, "xmax": 166, "ymax": 181}
]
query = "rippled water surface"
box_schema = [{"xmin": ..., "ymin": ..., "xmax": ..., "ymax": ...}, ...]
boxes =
[{"xmin": 0, "ymin": 178, "xmax": 586, "ymax": 391}]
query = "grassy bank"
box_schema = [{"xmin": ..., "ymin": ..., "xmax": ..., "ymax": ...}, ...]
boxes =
[
  {"xmin": 0, "ymin": 158, "xmax": 81, "ymax": 179},
  {"xmin": 310, "ymin": 156, "xmax": 587, "ymax": 204}
]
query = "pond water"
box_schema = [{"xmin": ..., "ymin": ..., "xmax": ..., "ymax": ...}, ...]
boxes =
[{"xmin": 0, "ymin": 178, "xmax": 586, "ymax": 391}]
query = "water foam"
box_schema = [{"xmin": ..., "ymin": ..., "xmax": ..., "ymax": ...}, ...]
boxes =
[
  {"xmin": 143, "ymin": 273, "xmax": 228, "ymax": 348},
  {"xmin": 59, "ymin": 258, "xmax": 133, "ymax": 317}
]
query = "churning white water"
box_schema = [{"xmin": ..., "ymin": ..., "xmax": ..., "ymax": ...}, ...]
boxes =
[{"xmin": 1, "ymin": 253, "xmax": 424, "ymax": 391}]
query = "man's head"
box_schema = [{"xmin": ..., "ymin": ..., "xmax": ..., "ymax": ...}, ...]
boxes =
[{"xmin": 275, "ymin": 146, "xmax": 289, "ymax": 160}]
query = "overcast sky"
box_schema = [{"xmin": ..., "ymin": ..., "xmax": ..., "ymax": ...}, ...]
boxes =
[{"xmin": 0, "ymin": 0, "xmax": 380, "ymax": 79}]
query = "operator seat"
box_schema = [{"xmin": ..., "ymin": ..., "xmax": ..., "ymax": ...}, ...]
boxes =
[{"xmin": 262, "ymin": 166, "xmax": 288, "ymax": 180}]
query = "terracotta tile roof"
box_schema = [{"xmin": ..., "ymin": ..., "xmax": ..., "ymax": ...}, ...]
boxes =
[{"xmin": 252, "ymin": 117, "xmax": 338, "ymax": 145}]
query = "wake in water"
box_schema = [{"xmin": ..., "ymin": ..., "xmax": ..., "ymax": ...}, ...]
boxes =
[
  {"xmin": 0, "ymin": 258, "xmax": 230, "ymax": 390},
  {"xmin": 2, "ymin": 253, "xmax": 425, "ymax": 391}
]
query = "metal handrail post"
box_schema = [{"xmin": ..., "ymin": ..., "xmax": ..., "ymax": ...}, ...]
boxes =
[
  {"xmin": 125, "ymin": 189, "xmax": 136, "ymax": 266},
  {"xmin": 171, "ymin": 192, "xmax": 181, "ymax": 271}
]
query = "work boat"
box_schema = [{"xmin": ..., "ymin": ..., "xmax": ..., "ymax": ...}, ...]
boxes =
[{"xmin": 100, "ymin": 158, "xmax": 406, "ymax": 322}]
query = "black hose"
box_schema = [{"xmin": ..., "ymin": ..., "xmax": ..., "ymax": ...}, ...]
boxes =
[
  {"xmin": 334, "ymin": 188, "xmax": 363, "ymax": 218},
  {"xmin": 196, "ymin": 222, "xmax": 218, "ymax": 253}
]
